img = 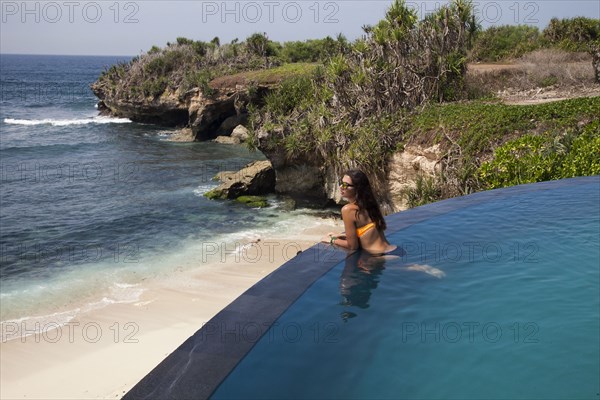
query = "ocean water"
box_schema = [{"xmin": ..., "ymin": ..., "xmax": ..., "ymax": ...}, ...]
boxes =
[
  {"xmin": 212, "ymin": 179, "xmax": 600, "ymax": 399},
  {"xmin": 0, "ymin": 54, "xmax": 327, "ymax": 339}
]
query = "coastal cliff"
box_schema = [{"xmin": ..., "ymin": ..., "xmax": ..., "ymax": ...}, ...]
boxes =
[
  {"xmin": 92, "ymin": 77, "xmax": 272, "ymax": 141},
  {"xmin": 91, "ymin": 6, "xmax": 600, "ymax": 211}
]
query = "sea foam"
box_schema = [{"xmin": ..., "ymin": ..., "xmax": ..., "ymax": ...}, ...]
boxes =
[{"xmin": 4, "ymin": 116, "xmax": 131, "ymax": 126}]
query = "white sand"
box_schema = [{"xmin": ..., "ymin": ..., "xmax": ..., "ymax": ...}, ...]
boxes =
[{"xmin": 0, "ymin": 221, "xmax": 340, "ymax": 399}]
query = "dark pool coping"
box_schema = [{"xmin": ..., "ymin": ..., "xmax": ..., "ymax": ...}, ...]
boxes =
[{"xmin": 123, "ymin": 176, "xmax": 599, "ymax": 400}]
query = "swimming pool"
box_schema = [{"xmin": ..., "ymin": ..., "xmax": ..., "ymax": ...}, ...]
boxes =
[{"xmin": 126, "ymin": 176, "xmax": 600, "ymax": 399}]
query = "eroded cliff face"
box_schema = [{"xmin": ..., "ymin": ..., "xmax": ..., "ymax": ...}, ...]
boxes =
[
  {"xmin": 92, "ymin": 85, "xmax": 190, "ymax": 126},
  {"xmin": 255, "ymin": 126, "xmax": 331, "ymax": 208},
  {"xmin": 253, "ymin": 124, "xmax": 443, "ymax": 211},
  {"xmin": 92, "ymin": 81, "xmax": 443, "ymax": 212},
  {"xmin": 91, "ymin": 82, "xmax": 271, "ymax": 141},
  {"xmin": 387, "ymin": 144, "xmax": 443, "ymax": 211}
]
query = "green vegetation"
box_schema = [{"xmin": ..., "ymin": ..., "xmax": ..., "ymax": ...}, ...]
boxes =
[
  {"xmin": 203, "ymin": 189, "xmax": 224, "ymax": 200},
  {"xmin": 93, "ymin": 0, "xmax": 599, "ymax": 210},
  {"xmin": 243, "ymin": 2, "xmax": 598, "ymax": 207},
  {"xmin": 249, "ymin": 0, "xmax": 477, "ymax": 185},
  {"xmin": 469, "ymin": 17, "xmax": 600, "ymax": 62},
  {"xmin": 204, "ymin": 191, "xmax": 269, "ymax": 207},
  {"xmin": 479, "ymin": 120, "xmax": 600, "ymax": 189},
  {"xmin": 410, "ymin": 97, "xmax": 599, "ymax": 156},
  {"xmin": 405, "ymin": 97, "xmax": 600, "ymax": 201},
  {"xmin": 95, "ymin": 33, "xmax": 348, "ymax": 100},
  {"xmin": 469, "ymin": 25, "xmax": 541, "ymax": 61},
  {"xmin": 403, "ymin": 175, "xmax": 443, "ymax": 208},
  {"xmin": 277, "ymin": 36, "xmax": 350, "ymax": 63},
  {"xmin": 234, "ymin": 62, "xmax": 319, "ymax": 85},
  {"xmin": 543, "ymin": 17, "xmax": 600, "ymax": 52}
]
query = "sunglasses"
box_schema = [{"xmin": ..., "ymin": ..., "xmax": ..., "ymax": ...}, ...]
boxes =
[{"xmin": 339, "ymin": 181, "xmax": 355, "ymax": 189}]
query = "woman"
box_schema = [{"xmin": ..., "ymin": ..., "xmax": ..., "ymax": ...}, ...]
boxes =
[{"xmin": 323, "ymin": 170, "xmax": 397, "ymax": 255}]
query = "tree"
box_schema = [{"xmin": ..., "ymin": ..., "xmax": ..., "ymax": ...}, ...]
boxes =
[
  {"xmin": 327, "ymin": 0, "xmax": 478, "ymax": 122},
  {"xmin": 246, "ymin": 32, "xmax": 270, "ymax": 68}
]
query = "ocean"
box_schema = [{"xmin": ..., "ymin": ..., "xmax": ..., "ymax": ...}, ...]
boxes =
[{"xmin": 0, "ymin": 54, "xmax": 327, "ymax": 340}]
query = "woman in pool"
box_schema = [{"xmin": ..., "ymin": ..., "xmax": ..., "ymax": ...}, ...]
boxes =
[{"xmin": 323, "ymin": 169, "xmax": 397, "ymax": 255}]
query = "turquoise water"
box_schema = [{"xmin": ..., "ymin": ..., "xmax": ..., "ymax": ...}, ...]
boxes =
[
  {"xmin": 212, "ymin": 179, "xmax": 600, "ymax": 399},
  {"xmin": 0, "ymin": 55, "xmax": 329, "ymax": 337}
]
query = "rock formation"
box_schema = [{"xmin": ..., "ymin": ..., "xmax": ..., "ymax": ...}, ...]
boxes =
[
  {"xmin": 92, "ymin": 82, "xmax": 272, "ymax": 141},
  {"xmin": 255, "ymin": 126, "xmax": 332, "ymax": 208},
  {"xmin": 92, "ymin": 74, "xmax": 442, "ymax": 211},
  {"xmin": 213, "ymin": 125, "xmax": 251, "ymax": 145},
  {"xmin": 205, "ymin": 160, "xmax": 275, "ymax": 200},
  {"xmin": 387, "ymin": 144, "xmax": 443, "ymax": 211}
]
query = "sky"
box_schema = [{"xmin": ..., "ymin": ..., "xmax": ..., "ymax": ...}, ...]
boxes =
[{"xmin": 1, "ymin": 0, "xmax": 599, "ymax": 56}]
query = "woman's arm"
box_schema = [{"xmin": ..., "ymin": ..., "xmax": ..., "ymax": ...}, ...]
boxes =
[{"xmin": 323, "ymin": 205, "xmax": 360, "ymax": 250}]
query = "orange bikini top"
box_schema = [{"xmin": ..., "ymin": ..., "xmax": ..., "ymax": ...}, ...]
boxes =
[{"xmin": 356, "ymin": 222, "xmax": 376, "ymax": 237}]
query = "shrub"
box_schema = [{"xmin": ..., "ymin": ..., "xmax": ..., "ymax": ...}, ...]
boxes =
[
  {"xmin": 409, "ymin": 97, "xmax": 600, "ymax": 194},
  {"xmin": 183, "ymin": 70, "xmax": 214, "ymax": 96},
  {"xmin": 519, "ymin": 49, "xmax": 594, "ymax": 86},
  {"xmin": 465, "ymin": 49, "xmax": 595, "ymax": 99},
  {"xmin": 543, "ymin": 17, "xmax": 600, "ymax": 52},
  {"xmin": 479, "ymin": 120, "xmax": 600, "ymax": 189},
  {"xmin": 559, "ymin": 121, "xmax": 600, "ymax": 177},
  {"xmin": 176, "ymin": 37, "xmax": 194, "ymax": 46},
  {"xmin": 469, "ymin": 25, "xmax": 541, "ymax": 62},
  {"xmin": 264, "ymin": 75, "xmax": 314, "ymax": 115},
  {"xmin": 278, "ymin": 37, "xmax": 349, "ymax": 63},
  {"xmin": 403, "ymin": 175, "xmax": 444, "ymax": 208},
  {"xmin": 141, "ymin": 77, "xmax": 168, "ymax": 98}
]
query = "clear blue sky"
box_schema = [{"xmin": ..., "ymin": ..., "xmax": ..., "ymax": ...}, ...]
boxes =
[{"xmin": 1, "ymin": 0, "xmax": 599, "ymax": 56}]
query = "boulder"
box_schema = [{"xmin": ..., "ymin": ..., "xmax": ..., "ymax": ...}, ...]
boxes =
[
  {"xmin": 214, "ymin": 136, "xmax": 240, "ymax": 145},
  {"xmin": 213, "ymin": 170, "xmax": 237, "ymax": 182},
  {"xmin": 205, "ymin": 160, "xmax": 275, "ymax": 199},
  {"xmin": 231, "ymin": 125, "xmax": 250, "ymax": 143}
]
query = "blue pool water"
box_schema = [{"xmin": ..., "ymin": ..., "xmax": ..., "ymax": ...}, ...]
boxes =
[{"xmin": 211, "ymin": 178, "xmax": 600, "ymax": 399}]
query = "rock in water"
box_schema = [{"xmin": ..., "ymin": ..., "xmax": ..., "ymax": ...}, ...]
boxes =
[{"xmin": 205, "ymin": 160, "xmax": 275, "ymax": 199}]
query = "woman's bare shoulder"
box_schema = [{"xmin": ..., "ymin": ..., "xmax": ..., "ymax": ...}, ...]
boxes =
[
  {"xmin": 341, "ymin": 203, "xmax": 359, "ymax": 212},
  {"xmin": 341, "ymin": 203, "xmax": 358, "ymax": 218}
]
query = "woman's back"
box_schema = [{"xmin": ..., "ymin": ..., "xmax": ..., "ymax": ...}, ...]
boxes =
[{"xmin": 347, "ymin": 205, "xmax": 394, "ymax": 254}]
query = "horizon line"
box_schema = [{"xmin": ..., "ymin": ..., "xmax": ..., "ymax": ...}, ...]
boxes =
[{"xmin": 0, "ymin": 52, "xmax": 136, "ymax": 58}]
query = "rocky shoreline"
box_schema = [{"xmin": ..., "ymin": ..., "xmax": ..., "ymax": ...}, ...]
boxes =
[
  {"xmin": 92, "ymin": 61, "xmax": 599, "ymax": 212},
  {"xmin": 92, "ymin": 76, "xmax": 357, "ymax": 209},
  {"xmin": 92, "ymin": 76, "xmax": 443, "ymax": 211}
]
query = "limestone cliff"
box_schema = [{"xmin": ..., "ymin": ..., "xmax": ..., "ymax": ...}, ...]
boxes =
[
  {"xmin": 256, "ymin": 125, "xmax": 442, "ymax": 211},
  {"xmin": 255, "ymin": 126, "xmax": 331, "ymax": 208},
  {"xmin": 387, "ymin": 144, "xmax": 443, "ymax": 211},
  {"xmin": 91, "ymin": 80, "xmax": 273, "ymax": 141}
]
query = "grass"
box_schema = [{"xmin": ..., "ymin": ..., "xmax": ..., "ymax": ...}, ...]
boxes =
[
  {"xmin": 401, "ymin": 96, "xmax": 600, "ymax": 203},
  {"xmin": 408, "ymin": 96, "xmax": 600, "ymax": 157},
  {"xmin": 209, "ymin": 63, "xmax": 321, "ymax": 88}
]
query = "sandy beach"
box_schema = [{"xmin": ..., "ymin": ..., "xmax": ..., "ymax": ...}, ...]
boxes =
[{"xmin": 0, "ymin": 220, "xmax": 340, "ymax": 399}]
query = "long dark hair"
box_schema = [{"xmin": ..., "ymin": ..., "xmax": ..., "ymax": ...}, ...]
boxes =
[{"xmin": 344, "ymin": 169, "xmax": 386, "ymax": 231}]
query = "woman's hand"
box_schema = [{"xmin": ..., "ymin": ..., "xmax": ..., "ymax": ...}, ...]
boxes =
[{"xmin": 321, "ymin": 232, "xmax": 337, "ymax": 243}]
